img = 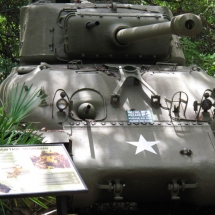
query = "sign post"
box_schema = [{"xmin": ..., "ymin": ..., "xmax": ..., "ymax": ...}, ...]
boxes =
[{"xmin": 56, "ymin": 196, "xmax": 68, "ymax": 215}]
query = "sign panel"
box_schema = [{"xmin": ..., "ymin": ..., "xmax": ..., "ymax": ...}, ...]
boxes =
[
  {"xmin": 0, "ymin": 144, "xmax": 87, "ymax": 197},
  {"xmin": 126, "ymin": 110, "xmax": 153, "ymax": 123}
]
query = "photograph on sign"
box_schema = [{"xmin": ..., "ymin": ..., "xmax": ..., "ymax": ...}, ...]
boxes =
[{"xmin": 0, "ymin": 144, "xmax": 87, "ymax": 197}]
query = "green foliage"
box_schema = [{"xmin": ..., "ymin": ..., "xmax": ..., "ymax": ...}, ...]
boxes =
[
  {"xmin": 5, "ymin": 84, "xmax": 43, "ymax": 123},
  {"xmin": 0, "ymin": 1, "xmax": 27, "ymax": 80},
  {"xmin": 200, "ymin": 53, "xmax": 215, "ymax": 76},
  {"xmin": 0, "ymin": 84, "xmax": 56, "ymax": 214},
  {"xmin": 0, "ymin": 196, "xmax": 56, "ymax": 215},
  {"xmin": 0, "ymin": 58, "xmax": 17, "ymax": 83},
  {"xmin": 180, "ymin": 38, "xmax": 202, "ymax": 65},
  {"xmin": 0, "ymin": 83, "xmax": 44, "ymax": 145},
  {"xmin": 0, "ymin": 0, "xmax": 28, "ymax": 63},
  {"xmin": 14, "ymin": 196, "xmax": 56, "ymax": 213},
  {"xmin": 180, "ymin": 38, "xmax": 215, "ymax": 76}
]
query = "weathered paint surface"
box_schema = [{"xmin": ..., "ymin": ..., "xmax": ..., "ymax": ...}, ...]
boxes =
[{"xmin": 1, "ymin": 1, "xmax": 215, "ymax": 207}]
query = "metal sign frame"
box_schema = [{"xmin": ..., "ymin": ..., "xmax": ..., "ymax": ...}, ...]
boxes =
[{"xmin": 0, "ymin": 144, "xmax": 87, "ymax": 198}]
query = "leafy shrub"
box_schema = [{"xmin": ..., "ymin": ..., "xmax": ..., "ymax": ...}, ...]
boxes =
[
  {"xmin": 180, "ymin": 37, "xmax": 215, "ymax": 76},
  {"xmin": 0, "ymin": 84, "xmax": 56, "ymax": 214},
  {"xmin": 0, "ymin": 58, "xmax": 17, "ymax": 83}
]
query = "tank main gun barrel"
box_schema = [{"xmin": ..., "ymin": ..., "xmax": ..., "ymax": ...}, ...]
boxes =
[{"xmin": 116, "ymin": 13, "xmax": 202, "ymax": 45}]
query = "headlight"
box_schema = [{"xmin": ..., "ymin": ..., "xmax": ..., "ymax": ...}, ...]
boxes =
[{"xmin": 56, "ymin": 98, "xmax": 68, "ymax": 111}]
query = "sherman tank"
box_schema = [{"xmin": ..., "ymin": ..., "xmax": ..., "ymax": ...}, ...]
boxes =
[{"xmin": 2, "ymin": 0, "xmax": 215, "ymax": 208}]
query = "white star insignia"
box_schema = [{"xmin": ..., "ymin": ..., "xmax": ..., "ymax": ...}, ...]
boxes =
[{"xmin": 127, "ymin": 135, "xmax": 159, "ymax": 155}]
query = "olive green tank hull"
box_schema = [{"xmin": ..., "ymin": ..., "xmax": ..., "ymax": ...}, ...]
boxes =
[
  {"xmin": 1, "ymin": 63, "xmax": 215, "ymax": 206},
  {"xmin": 2, "ymin": 0, "xmax": 215, "ymax": 207}
]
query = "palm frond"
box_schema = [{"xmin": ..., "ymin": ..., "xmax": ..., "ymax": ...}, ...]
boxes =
[
  {"xmin": 0, "ymin": 83, "xmax": 54, "ymax": 213},
  {"xmin": 0, "ymin": 83, "xmax": 45, "ymax": 145},
  {"xmin": 5, "ymin": 83, "xmax": 43, "ymax": 123}
]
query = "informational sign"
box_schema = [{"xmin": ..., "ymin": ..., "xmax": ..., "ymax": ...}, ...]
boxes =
[
  {"xmin": 0, "ymin": 144, "xmax": 87, "ymax": 197},
  {"xmin": 126, "ymin": 110, "xmax": 154, "ymax": 123}
]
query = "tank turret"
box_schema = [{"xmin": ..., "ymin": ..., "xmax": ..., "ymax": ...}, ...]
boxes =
[{"xmin": 20, "ymin": 2, "xmax": 202, "ymax": 66}]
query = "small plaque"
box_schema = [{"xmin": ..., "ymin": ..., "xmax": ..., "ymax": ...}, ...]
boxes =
[
  {"xmin": 126, "ymin": 110, "xmax": 153, "ymax": 123},
  {"xmin": 0, "ymin": 144, "xmax": 87, "ymax": 197}
]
